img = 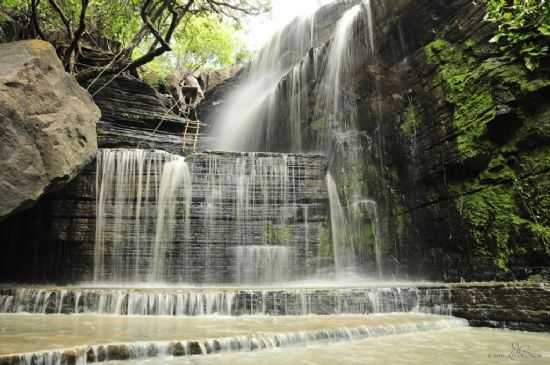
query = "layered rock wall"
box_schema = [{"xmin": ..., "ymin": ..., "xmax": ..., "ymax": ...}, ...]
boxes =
[
  {"xmin": 359, "ymin": 0, "xmax": 550, "ymax": 280},
  {"xmin": 0, "ymin": 150, "xmax": 329, "ymax": 284}
]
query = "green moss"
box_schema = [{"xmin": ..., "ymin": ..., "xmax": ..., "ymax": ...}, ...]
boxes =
[
  {"xmin": 451, "ymin": 148, "xmax": 550, "ymax": 269},
  {"xmin": 454, "ymin": 90, "xmax": 496, "ymax": 159},
  {"xmin": 310, "ymin": 118, "xmax": 329, "ymax": 131},
  {"xmin": 479, "ymin": 155, "xmax": 516, "ymax": 184},
  {"xmin": 426, "ymin": 40, "xmax": 494, "ymax": 160},
  {"xmin": 401, "ymin": 103, "xmax": 422, "ymax": 137},
  {"xmin": 339, "ymin": 160, "xmax": 368, "ymax": 203},
  {"xmin": 319, "ymin": 224, "xmax": 333, "ymax": 258},
  {"xmin": 425, "ymin": 32, "xmax": 550, "ymax": 274},
  {"xmin": 262, "ymin": 224, "xmax": 293, "ymax": 246},
  {"xmin": 453, "ymin": 183, "xmax": 524, "ymax": 271},
  {"xmin": 425, "ymin": 39, "xmax": 550, "ymax": 162}
]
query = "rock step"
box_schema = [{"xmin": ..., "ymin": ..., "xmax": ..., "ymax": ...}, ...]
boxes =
[
  {"xmin": 0, "ymin": 317, "xmax": 468, "ymax": 365},
  {"xmin": 0, "ymin": 286, "xmax": 452, "ymax": 316}
]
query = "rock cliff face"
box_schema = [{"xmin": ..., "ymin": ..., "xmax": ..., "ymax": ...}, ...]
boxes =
[
  {"xmin": 0, "ymin": 40, "xmax": 99, "ymax": 221},
  {"xmin": 359, "ymin": 0, "xmax": 550, "ymax": 281},
  {"xmin": 199, "ymin": 0, "xmax": 550, "ymax": 281}
]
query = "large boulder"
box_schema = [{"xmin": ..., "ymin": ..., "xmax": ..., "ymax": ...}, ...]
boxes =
[{"xmin": 0, "ymin": 40, "xmax": 100, "ymax": 220}]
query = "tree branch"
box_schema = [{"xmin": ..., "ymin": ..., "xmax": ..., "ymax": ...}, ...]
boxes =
[
  {"xmin": 64, "ymin": 0, "xmax": 90, "ymax": 72},
  {"xmin": 127, "ymin": 0, "xmax": 194, "ymax": 72},
  {"xmin": 208, "ymin": 0, "xmax": 265, "ymax": 16},
  {"xmin": 123, "ymin": 1, "xmax": 167, "ymax": 57},
  {"xmin": 47, "ymin": 0, "xmax": 73, "ymax": 39},
  {"xmin": 31, "ymin": 0, "xmax": 47, "ymax": 40}
]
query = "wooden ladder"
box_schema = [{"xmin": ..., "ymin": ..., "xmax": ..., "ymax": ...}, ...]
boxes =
[{"xmin": 182, "ymin": 120, "xmax": 201, "ymax": 153}]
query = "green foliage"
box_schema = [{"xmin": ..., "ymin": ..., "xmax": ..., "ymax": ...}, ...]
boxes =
[
  {"xmin": 88, "ymin": 0, "xmax": 142, "ymax": 44},
  {"xmin": 173, "ymin": 15, "xmax": 242, "ymax": 70},
  {"xmin": 2, "ymin": 0, "xmax": 261, "ymax": 76},
  {"xmin": 134, "ymin": 12, "xmax": 248, "ymax": 82},
  {"xmin": 483, "ymin": 0, "xmax": 550, "ymax": 71}
]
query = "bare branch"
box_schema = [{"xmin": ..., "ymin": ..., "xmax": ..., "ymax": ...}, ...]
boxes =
[
  {"xmin": 208, "ymin": 0, "xmax": 265, "ymax": 16},
  {"xmin": 124, "ymin": 1, "xmax": 167, "ymax": 57},
  {"xmin": 47, "ymin": 0, "xmax": 73, "ymax": 39}
]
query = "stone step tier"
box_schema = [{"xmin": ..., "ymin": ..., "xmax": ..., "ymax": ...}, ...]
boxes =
[{"xmin": 1, "ymin": 283, "xmax": 548, "ymax": 332}]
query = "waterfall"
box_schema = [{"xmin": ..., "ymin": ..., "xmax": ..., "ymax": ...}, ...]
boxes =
[
  {"xmin": 323, "ymin": 4, "xmax": 361, "ymax": 119},
  {"xmin": 203, "ymin": 1, "xmax": 386, "ymax": 278},
  {"xmin": 352, "ymin": 199, "xmax": 382, "ymax": 277},
  {"xmin": 94, "ymin": 149, "xmax": 191, "ymax": 283},
  {"xmin": 196, "ymin": 153, "xmax": 303, "ymax": 282},
  {"xmin": 233, "ymin": 246, "xmax": 294, "ymax": 284},
  {"xmin": 313, "ymin": 4, "xmax": 363, "ymax": 152},
  {"xmin": 326, "ymin": 173, "xmax": 356, "ymax": 275},
  {"xmin": 92, "ymin": 149, "xmax": 325, "ymax": 285},
  {"xmin": 150, "ymin": 158, "xmax": 192, "ymax": 281},
  {"xmin": 211, "ymin": 14, "xmax": 316, "ymax": 152},
  {"xmin": 363, "ymin": 0, "xmax": 375, "ymax": 54}
]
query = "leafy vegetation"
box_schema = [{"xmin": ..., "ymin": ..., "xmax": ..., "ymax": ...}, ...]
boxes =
[
  {"xmin": 483, "ymin": 0, "xmax": 550, "ymax": 71},
  {"xmin": 0, "ymin": 0, "xmax": 267, "ymax": 79},
  {"xmin": 137, "ymin": 13, "xmax": 251, "ymax": 83}
]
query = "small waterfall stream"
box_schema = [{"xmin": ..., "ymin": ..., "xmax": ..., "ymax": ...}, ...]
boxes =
[
  {"xmin": 326, "ymin": 173, "xmax": 355, "ymax": 275},
  {"xmin": 150, "ymin": 158, "xmax": 192, "ymax": 282},
  {"xmin": 0, "ymin": 286, "xmax": 455, "ymax": 316},
  {"xmin": 94, "ymin": 149, "xmax": 190, "ymax": 282},
  {"xmin": 233, "ymin": 246, "xmax": 294, "ymax": 284}
]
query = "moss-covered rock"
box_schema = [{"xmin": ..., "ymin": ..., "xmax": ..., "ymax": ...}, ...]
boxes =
[{"xmin": 424, "ymin": 36, "xmax": 550, "ymax": 275}]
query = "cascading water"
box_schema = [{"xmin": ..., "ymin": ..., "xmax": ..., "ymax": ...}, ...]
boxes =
[
  {"xmin": 315, "ymin": 4, "xmax": 362, "ymax": 133},
  {"xmin": 0, "ymin": 2, "xmax": 520, "ymax": 364},
  {"xmin": 92, "ymin": 149, "xmax": 327, "ymax": 284},
  {"xmin": 0, "ymin": 286, "xmax": 455, "ymax": 316},
  {"xmin": 94, "ymin": 149, "xmax": 191, "ymax": 282},
  {"xmin": 233, "ymin": 246, "xmax": 294, "ymax": 284},
  {"xmin": 326, "ymin": 173, "xmax": 355, "ymax": 275},
  {"xmin": 206, "ymin": 1, "xmax": 384, "ymax": 277},
  {"xmin": 211, "ymin": 15, "xmax": 316, "ymax": 152},
  {"xmin": 150, "ymin": 158, "xmax": 192, "ymax": 282}
]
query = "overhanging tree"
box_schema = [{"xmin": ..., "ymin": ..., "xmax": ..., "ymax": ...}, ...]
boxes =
[{"xmin": 20, "ymin": 0, "xmax": 269, "ymax": 80}]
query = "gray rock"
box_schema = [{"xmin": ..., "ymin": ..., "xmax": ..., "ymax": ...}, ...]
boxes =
[{"xmin": 0, "ymin": 40, "xmax": 99, "ymax": 220}]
